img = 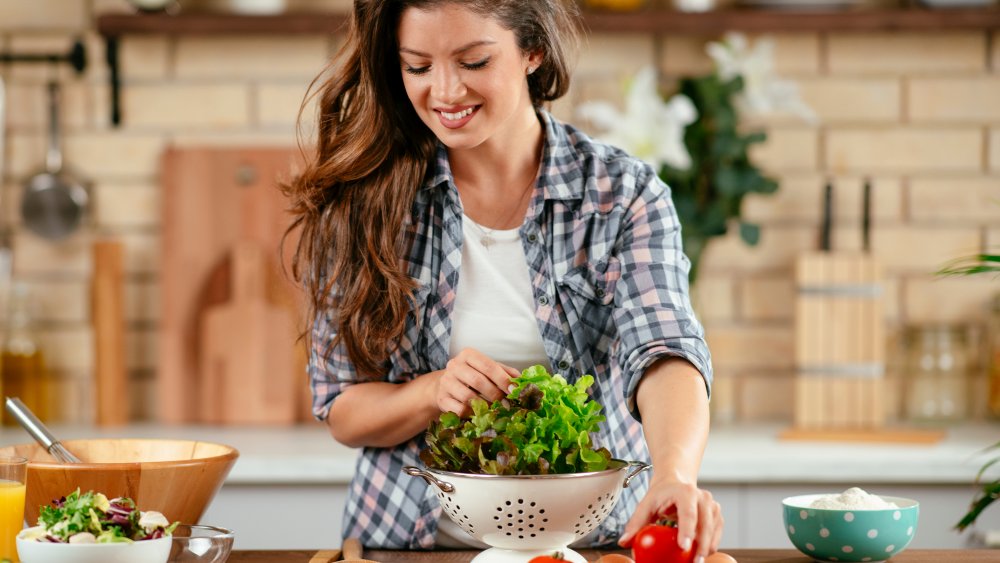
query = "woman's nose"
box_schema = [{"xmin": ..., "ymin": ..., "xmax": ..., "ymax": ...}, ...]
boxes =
[{"xmin": 432, "ymin": 65, "xmax": 466, "ymax": 103}]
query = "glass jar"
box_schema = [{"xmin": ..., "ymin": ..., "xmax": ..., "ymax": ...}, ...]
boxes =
[
  {"xmin": 987, "ymin": 294, "xmax": 1000, "ymax": 418},
  {"xmin": 902, "ymin": 324, "xmax": 971, "ymax": 423},
  {"xmin": 0, "ymin": 283, "xmax": 49, "ymax": 426}
]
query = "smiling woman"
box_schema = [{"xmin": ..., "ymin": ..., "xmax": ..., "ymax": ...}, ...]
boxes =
[{"xmin": 280, "ymin": 0, "xmax": 719, "ymax": 557}]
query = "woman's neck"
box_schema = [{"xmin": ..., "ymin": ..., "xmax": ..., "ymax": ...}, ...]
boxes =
[{"xmin": 449, "ymin": 108, "xmax": 544, "ymax": 198}]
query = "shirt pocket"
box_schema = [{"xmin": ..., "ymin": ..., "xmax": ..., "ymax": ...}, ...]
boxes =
[{"xmin": 559, "ymin": 256, "xmax": 621, "ymax": 307}]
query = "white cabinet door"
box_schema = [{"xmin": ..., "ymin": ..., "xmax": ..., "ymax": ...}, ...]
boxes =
[
  {"xmin": 728, "ymin": 483, "xmax": 998, "ymax": 549},
  {"xmin": 201, "ymin": 484, "xmax": 349, "ymax": 551}
]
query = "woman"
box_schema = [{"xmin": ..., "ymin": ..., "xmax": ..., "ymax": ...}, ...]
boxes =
[{"xmin": 283, "ymin": 0, "xmax": 722, "ymax": 558}]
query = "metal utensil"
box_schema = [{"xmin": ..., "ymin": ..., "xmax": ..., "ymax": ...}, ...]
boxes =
[
  {"xmin": 0, "ymin": 76, "xmax": 13, "ymax": 295},
  {"xmin": 21, "ymin": 80, "xmax": 89, "ymax": 241},
  {"xmin": 4, "ymin": 396, "xmax": 81, "ymax": 463}
]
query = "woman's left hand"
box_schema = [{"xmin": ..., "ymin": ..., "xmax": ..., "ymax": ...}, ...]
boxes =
[{"xmin": 617, "ymin": 475, "xmax": 723, "ymax": 561}]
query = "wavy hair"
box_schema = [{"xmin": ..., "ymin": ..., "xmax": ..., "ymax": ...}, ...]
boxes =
[{"xmin": 282, "ymin": 0, "xmax": 581, "ymax": 378}]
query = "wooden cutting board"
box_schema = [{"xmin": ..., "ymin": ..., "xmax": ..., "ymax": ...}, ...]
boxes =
[
  {"xmin": 200, "ymin": 241, "xmax": 297, "ymax": 425},
  {"xmin": 159, "ymin": 147, "xmax": 309, "ymax": 424}
]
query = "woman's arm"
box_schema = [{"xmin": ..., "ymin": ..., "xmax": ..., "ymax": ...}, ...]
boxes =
[
  {"xmin": 325, "ymin": 349, "xmax": 517, "ymax": 448},
  {"xmin": 619, "ymin": 356, "xmax": 722, "ymax": 559},
  {"xmin": 326, "ymin": 372, "xmax": 443, "ymax": 448}
]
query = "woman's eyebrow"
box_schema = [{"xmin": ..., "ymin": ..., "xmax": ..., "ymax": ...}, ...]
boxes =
[{"xmin": 399, "ymin": 40, "xmax": 497, "ymax": 57}]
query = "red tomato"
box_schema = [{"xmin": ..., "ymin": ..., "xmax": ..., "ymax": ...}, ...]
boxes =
[
  {"xmin": 631, "ymin": 523, "xmax": 697, "ymax": 563},
  {"xmin": 529, "ymin": 553, "xmax": 567, "ymax": 563}
]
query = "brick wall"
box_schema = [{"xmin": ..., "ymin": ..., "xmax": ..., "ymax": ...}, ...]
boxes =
[{"xmin": 0, "ymin": 0, "xmax": 997, "ymax": 424}]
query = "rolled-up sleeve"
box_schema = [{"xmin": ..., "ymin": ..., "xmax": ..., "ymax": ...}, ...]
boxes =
[
  {"xmin": 308, "ymin": 307, "xmax": 359, "ymax": 421},
  {"xmin": 612, "ymin": 163, "xmax": 713, "ymax": 421}
]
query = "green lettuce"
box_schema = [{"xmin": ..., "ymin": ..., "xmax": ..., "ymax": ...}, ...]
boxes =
[{"xmin": 420, "ymin": 365, "xmax": 613, "ymax": 475}]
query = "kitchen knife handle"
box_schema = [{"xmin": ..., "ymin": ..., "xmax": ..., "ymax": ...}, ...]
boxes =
[
  {"xmin": 862, "ymin": 177, "xmax": 872, "ymax": 253},
  {"xmin": 819, "ymin": 180, "xmax": 833, "ymax": 252}
]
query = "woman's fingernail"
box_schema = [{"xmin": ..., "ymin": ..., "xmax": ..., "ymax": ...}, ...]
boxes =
[
  {"xmin": 508, "ymin": 384, "xmax": 516, "ymax": 392},
  {"xmin": 680, "ymin": 537, "xmax": 693, "ymax": 550},
  {"xmin": 695, "ymin": 557, "xmax": 705, "ymax": 563}
]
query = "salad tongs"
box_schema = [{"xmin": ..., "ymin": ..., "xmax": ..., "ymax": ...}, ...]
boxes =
[{"xmin": 4, "ymin": 396, "xmax": 81, "ymax": 463}]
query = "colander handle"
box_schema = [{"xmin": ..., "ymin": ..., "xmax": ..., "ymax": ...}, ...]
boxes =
[
  {"xmin": 623, "ymin": 461, "xmax": 652, "ymax": 488},
  {"xmin": 403, "ymin": 466, "xmax": 455, "ymax": 493}
]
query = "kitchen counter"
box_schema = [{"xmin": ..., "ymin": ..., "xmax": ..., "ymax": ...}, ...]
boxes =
[
  {"xmin": 229, "ymin": 549, "xmax": 992, "ymax": 562},
  {"xmin": 3, "ymin": 422, "xmax": 998, "ymax": 550},
  {"xmin": 1, "ymin": 421, "xmax": 995, "ymax": 485}
]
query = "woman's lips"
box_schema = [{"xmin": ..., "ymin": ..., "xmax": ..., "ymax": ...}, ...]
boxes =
[{"xmin": 436, "ymin": 105, "xmax": 479, "ymax": 129}]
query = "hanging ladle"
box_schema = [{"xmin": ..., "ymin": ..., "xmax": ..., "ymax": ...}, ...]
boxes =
[
  {"xmin": 20, "ymin": 80, "xmax": 89, "ymax": 241},
  {"xmin": 4, "ymin": 396, "xmax": 81, "ymax": 463}
]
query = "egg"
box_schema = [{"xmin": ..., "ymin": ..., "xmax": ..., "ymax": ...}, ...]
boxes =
[
  {"xmin": 592, "ymin": 555, "xmax": 635, "ymax": 563},
  {"xmin": 706, "ymin": 552, "xmax": 738, "ymax": 563}
]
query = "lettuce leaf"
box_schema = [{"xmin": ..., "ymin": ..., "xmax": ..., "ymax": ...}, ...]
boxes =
[{"xmin": 420, "ymin": 365, "xmax": 613, "ymax": 475}]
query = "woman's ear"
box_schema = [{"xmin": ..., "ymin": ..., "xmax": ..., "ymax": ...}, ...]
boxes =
[{"xmin": 526, "ymin": 50, "xmax": 544, "ymax": 74}]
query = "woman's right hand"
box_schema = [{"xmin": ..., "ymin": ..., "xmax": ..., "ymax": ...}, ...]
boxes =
[{"xmin": 436, "ymin": 348, "xmax": 519, "ymax": 416}]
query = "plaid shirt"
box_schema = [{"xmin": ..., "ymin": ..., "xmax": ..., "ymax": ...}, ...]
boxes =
[{"xmin": 309, "ymin": 110, "xmax": 713, "ymax": 549}]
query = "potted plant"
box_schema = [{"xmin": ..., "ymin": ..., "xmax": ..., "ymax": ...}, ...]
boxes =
[
  {"xmin": 577, "ymin": 33, "xmax": 815, "ymax": 286},
  {"xmin": 939, "ymin": 252, "xmax": 1000, "ymax": 534}
]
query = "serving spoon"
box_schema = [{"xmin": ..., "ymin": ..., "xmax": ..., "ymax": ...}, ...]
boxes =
[{"xmin": 4, "ymin": 396, "xmax": 81, "ymax": 463}]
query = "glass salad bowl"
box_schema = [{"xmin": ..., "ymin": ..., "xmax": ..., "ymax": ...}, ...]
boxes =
[{"xmin": 168, "ymin": 524, "xmax": 235, "ymax": 562}]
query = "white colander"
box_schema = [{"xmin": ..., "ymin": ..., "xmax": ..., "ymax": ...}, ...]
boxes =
[{"xmin": 404, "ymin": 460, "xmax": 650, "ymax": 563}]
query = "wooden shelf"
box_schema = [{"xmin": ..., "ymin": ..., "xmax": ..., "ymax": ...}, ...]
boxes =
[
  {"xmin": 96, "ymin": 7, "xmax": 1000, "ymax": 37},
  {"xmin": 93, "ymin": 7, "xmax": 1000, "ymax": 127},
  {"xmin": 97, "ymin": 12, "xmax": 349, "ymax": 35}
]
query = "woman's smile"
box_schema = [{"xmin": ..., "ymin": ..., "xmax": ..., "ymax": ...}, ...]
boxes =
[{"xmin": 436, "ymin": 105, "xmax": 480, "ymax": 128}]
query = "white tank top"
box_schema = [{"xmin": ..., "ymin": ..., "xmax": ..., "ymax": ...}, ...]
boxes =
[{"xmin": 448, "ymin": 215, "xmax": 551, "ymax": 373}]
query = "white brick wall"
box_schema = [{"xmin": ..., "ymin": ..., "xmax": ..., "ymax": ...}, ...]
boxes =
[{"xmin": 0, "ymin": 5, "xmax": 997, "ymax": 423}]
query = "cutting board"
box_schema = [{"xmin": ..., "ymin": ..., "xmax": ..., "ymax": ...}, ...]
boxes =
[
  {"xmin": 159, "ymin": 147, "xmax": 309, "ymax": 424},
  {"xmin": 200, "ymin": 242, "xmax": 297, "ymax": 425}
]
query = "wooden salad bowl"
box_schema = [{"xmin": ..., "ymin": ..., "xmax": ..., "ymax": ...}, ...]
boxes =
[{"xmin": 0, "ymin": 438, "xmax": 238, "ymax": 526}]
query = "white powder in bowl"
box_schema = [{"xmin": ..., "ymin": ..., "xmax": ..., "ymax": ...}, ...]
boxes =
[{"xmin": 808, "ymin": 487, "xmax": 898, "ymax": 510}]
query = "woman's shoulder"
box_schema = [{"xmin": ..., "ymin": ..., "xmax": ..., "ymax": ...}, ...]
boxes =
[
  {"xmin": 542, "ymin": 111, "xmax": 663, "ymax": 200},
  {"xmin": 544, "ymin": 111, "xmax": 658, "ymax": 183}
]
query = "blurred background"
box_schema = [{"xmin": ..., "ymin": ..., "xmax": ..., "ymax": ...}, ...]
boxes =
[{"xmin": 0, "ymin": 0, "xmax": 998, "ymax": 551}]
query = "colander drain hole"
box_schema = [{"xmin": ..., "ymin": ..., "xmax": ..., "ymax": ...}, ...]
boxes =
[
  {"xmin": 495, "ymin": 498, "xmax": 547, "ymax": 539},
  {"xmin": 574, "ymin": 492, "xmax": 616, "ymax": 532},
  {"xmin": 437, "ymin": 493, "xmax": 475, "ymax": 534}
]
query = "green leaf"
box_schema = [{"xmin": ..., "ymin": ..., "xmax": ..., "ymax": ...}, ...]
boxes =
[
  {"xmin": 421, "ymin": 365, "xmax": 611, "ymax": 475},
  {"xmin": 740, "ymin": 222, "xmax": 761, "ymax": 246}
]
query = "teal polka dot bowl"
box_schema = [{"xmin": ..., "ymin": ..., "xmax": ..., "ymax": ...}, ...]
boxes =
[{"xmin": 782, "ymin": 494, "xmax": 919, "ymax": 562}]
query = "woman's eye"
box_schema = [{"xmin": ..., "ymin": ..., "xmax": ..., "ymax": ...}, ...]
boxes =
[
  {"xmin": 404, "ymin": 65, "xmax": 430, "ymax": 76},
  {"xmin": 460, "ymin": 57, "xmax": 490, "ymax": 71}
]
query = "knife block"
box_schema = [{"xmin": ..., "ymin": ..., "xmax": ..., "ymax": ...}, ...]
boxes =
[{"xmin": 792, "ymin": 252, "xmax": 886, "ymax": 431}]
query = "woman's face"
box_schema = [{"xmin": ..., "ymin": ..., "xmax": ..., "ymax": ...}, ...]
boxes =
[{"xmin": 397, "ymin": 3, "xmax": 541, "ymax": 152}]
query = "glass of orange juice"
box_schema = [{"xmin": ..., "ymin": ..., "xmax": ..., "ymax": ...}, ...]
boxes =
[{"xmin": 0, "ymin": 455, "xmax": 27, "ymax": 562}]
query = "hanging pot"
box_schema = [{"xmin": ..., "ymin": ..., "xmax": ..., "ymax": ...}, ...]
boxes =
[{"xmin": 21, "ymin": 80, "xmax": 89, "ymax": 241}]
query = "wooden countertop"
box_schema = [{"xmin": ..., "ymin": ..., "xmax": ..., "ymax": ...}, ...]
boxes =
[{"xmin": 228, "ymin": 549, "xmax": 993, "ymax": 562}]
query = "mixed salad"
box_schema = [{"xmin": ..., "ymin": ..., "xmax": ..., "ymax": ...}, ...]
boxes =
[
  {"xmin": 19, "ymin": 488, "xmax": 177, "ymax": 544},
  {"xmin": 421, "ymin": 364, "xmax": 613, "ymax": 475}
]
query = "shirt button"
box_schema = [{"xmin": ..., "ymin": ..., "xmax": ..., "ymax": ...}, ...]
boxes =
[
  {"xmin": 557, "ymin": 359, "xmax": 570, "ymax": 371},
  {"xmin": 538, "ymin": 295, "xmax": 549, "ymax": 306},
  {"xmin": 595, "ymin": 287, "xmax": 605, "ymax": 298},
  {"xmin": 527, "ymin": 233, "xmax": 538, "ymax": 243}
]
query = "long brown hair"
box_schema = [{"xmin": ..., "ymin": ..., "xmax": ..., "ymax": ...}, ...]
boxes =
[{"xmin": 282, "ymin": 0, "xmax": 581, "ymax": 378}]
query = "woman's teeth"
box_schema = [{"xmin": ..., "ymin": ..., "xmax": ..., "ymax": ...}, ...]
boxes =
[{"xmin": 441, "ymin": 108, "xmax": 474, "ymax": 120}]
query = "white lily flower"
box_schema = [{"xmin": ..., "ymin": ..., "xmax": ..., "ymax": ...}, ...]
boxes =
[
  {"xmin": 706, "ymin": 32, "xmax": 817, "ymax": 124},
  {"xmin": 139, "ymin": 510, "xmax": 169, "ymax": 532},
  {"xmin": 577, "ymin": 66, "xmax": 697, "ymax": 171}
]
